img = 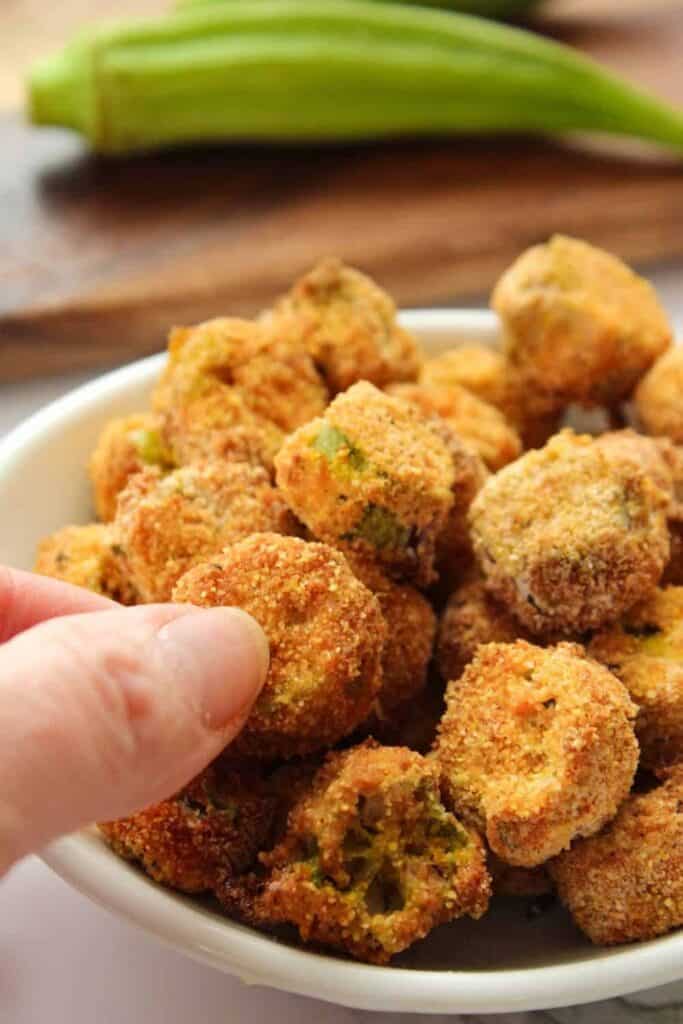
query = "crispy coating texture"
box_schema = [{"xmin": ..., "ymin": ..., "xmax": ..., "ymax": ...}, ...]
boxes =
[
  {"xmin": 89, "ymin": 412, "xmax": 174, "ymax": 522},
  {"xmin": 551, "ymin": 766, "xmax": 683, "ymax": 945},
  {"xmin": 635, "ymin": 346, "xmax": 683, "ymax": 444},
  {"xmin": 346, "ymin": 554, "xmax": 436, "ymax": 715},
  {"xmin": 270, "ymin": 259, "xmax": 421, "ymax": 394},
  {"xmin": 596, "ymin": 430, "xmax": 683, "ymax": 586},
  {"xmin": 436, "ymin": 576, "xmax": 530, "ymax": 683},
  {"xmin": 419, "ymin": 346, "xmax": 558, "ymax": 451},
  {"xmin": 99, "ymin": 760, "xmax": 275, "ymax": 894},
  {"xmin": 433, "ymin": 425, "xmax": 488, "ymax": 591},
  {"xmin": 589, "ymin": 587, "xmax": 683, "ymax": 771},
  {"xmin": 154, "ymin": 317, "xmax": 327, "ymax": 472},
  {"xmin": 386, "ymin": 381, "xmax": 521, "ymax": 472},
  {"xmin": 35, "ymin": 523, "xmax": 137, "ymax": 605},
  {"xmin": 469, "ymin": 430, "xmax": 670, "ymax": 634},
  {"xmin": 113, "ymin": 460, "xmax": 296, "ymax": 603},
  {"xmin": 275, "ymin": 382, "xmax": 455, "ymax": 587},
  {"xmin": 259, "ymin": 742, "xmax": 491, "ymax": 964},
  {"xmin": 173, "ymin": 535, "xmax": 386, "ymax": 759},
  {"xmin": 433, "ymin": 641, "xmax": 639, "ymax": 867},
  {"xmin": 494, "ymin": 235, "xmax": 671, "ymax": 412}
]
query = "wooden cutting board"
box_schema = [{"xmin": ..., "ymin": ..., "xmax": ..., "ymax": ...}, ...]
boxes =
[{"xmin": 2, "ymin": 0, "xmax": 683, "ymax": 382}]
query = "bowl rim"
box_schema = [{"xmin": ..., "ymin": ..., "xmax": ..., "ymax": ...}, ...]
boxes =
[{"xmin": 1, "ymin": 307, "xmax": 681, "ymax": 1014}]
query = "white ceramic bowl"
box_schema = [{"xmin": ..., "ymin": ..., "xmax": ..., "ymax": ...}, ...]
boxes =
[{"xmin": 0, "ymin": 309, "xmax": 681, "ymax": 1015}]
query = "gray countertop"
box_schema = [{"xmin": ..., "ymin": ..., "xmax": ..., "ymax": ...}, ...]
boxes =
[{"xmin": 2, "ymin": 273, "xmax": 683, "ymax": 1022}]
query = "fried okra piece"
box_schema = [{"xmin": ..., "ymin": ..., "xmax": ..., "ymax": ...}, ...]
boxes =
[
  {"xmin": 551, "ymin": 766, "xmax": 683, "ymax": 945},
  {"xmin": 589, "ymin": 587, "xmax": 683, "ymax": 771},
  {"xmin": 432, "ymin": 425, "xmax": 489, "ymax": 591},
  {"xmin": 635, "ymin": 346, "xmax": 683, "ymax": 444},
  {"xmin": 173, "ymin": 535, "xmax": 386, "ymax": 759},
  {"xmin": 387, "ymin": 381, "xmax": 521, "ymax": 472},
  {"xmin": 89, "ymin": 413, "xmax": 173, "ymax": 522},
  {"xmin": 469, "ymin": 430, "xmax": 670, "ymax": 634},
  {"xmin": 275, "ymin": 382, "xmax": 455, "ymax": 587},
  {"xmin": 99, "ymin": 760, "xmax": 275, "ymax": 894},
  {"xmin": 419, "ymin": 346, "xmax": 559, "ymax": 451},
  {"xmin": 346, "ymin": 554, "xmax": 437, "ymax": 716},
  {"xmin": 436, "ymin": 575, "xmax": 530, "ymax": 683},
  {"xmin": 595, "ymin": 430, "xmax": 683, "ymax": 586},
  {"xmin": 269, "ymin": 258, "xmax": 421, "ymax": 394},
  {"xmin": 433, "ymin": 641, "xmax": 639, "ymax": 867},
  {"xmin": 488, "ymin": 853, "xmax": 554, "ymax": 899},
  {"xmin": 35, "ymin": 523, "xmax": 137, "ymax": 605},
  {"xmin": 259, "ymin": 742, "xmax": 491, "ymax": 964},
  {"xmin": 366, "ymin": 677, "xmax": 446, "ymax": 754},
  {"xmin": 153, "ymin": 317, "xmax": 327, "ymax": 472},
  {"xmin": 494, "ymin": 235, "xmax": 671, "ymax": 413},
  {"xmin": 113, "ymin": 460, "xmax": 296, "ymax": 603}
]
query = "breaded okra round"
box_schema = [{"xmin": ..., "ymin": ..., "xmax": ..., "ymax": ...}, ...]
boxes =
[
  {"xmin": 172, "ymin": 534, "xmax": 386, "ymax": 759},
  {"xmin": 469, "ymin": 430, "xmax": 670, "ymax": 634},
  {"xmin": 259, "ymin": 741, "xmax": 491, "ymax": 964},
  {"xmin": 494, "ymin": 235, "xmax": 671, "ymax": 412},
  {"xmin": 275, "ymin": 382, "xmax": 455, "ymax": 587},
  {"xmin": 387, "ymin": 381, "xmax": 521, "ymax": 472},
  {"xmin": 35, "ymin": 523, "xmax": 137, "ymax": 605},
  {"xmin": 154, "ymin": 317, "xmax": 327, "ymax": 472},
  {"xmin": 551, "ymin": 766, "xmax": 683, "ymax": 945},
  {"xmin": 270, "ymin": 258, "xmax": 421, "ymax": 394},
  {"xmin": 89, "ymin": 412, "xmax": 173, "ymax": 523},
  {"xmin": 635, "ymin": 346, "xmax": 683, "ymax": 444},
  {"xmin": 99, "ymin": 760, "xmax": 275, "ymax": 894},
  {"xmin": 436, "ymin": 575, "xmax": 531, "ymax": 684},
  {"xmin": 113, "ymin": 460, "xmax": 296, "ymax": 603},
  {"xmin": 346, "ymin": 553, "xmax": 437, "ymax": 716},
  {"xmin": 433, "ymin": 641, "xmax": 639, "ymax": 867},
  {"xmin": 419, "ymin": 346, "xmax": 559, "ymax": 451},
  {"xmin": 595, "ymin": 430, "xmax": 683, "ymax": 586},
  {"xmin": 589, "ymin": 587, "xmax": 683, "ymax": 771}
]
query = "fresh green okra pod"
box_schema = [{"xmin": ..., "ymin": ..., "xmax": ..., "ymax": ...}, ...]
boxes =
[
  {"xmin": 28, "ymin": 0, "xmax": 683, "ymax": 155},
  {"xmin": 179, "ymin": 0, "xmax": 544, "ymax": 16}
]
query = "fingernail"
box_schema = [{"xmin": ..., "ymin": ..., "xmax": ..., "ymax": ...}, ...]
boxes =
[{"xmin": 157, "ymin": 608, "xmax": 269, "ymax": 730}]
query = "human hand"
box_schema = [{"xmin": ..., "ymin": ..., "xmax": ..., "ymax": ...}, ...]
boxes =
[{"xmin": 0, "ymin": 566, "xmax": 269, "ymax": 875}]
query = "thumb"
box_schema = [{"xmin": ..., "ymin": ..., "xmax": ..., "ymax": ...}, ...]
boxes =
[{"xmin": 0, "ymin": 603, "xmax": 268, "ymax": 873}]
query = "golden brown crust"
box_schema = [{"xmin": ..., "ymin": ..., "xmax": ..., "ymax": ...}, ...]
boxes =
[
  {"xmin": 589, "ymin": 587, "xmax": 683, "ymax": 771},
  {"xmin": 436, "ymin": 576, "xmax": 530, "ymax": 683},
  {"xmin": 89, "ymin": 412, "xmax": 173, "ymax": 522},
  {"xmin": 259, "ymin": 741, "xmax": 491, "ymax": 963},
  {"xmin": 419, "ymin": 346, "xmax": 559, "ymax": 451},
  {"xmin": 275, "ymin": 382, "xmax": 455, "ymax": 587},
  {"xmin": 635, "ymin": 346, "xmax": 683, "ymax": 444},
  {"xmin": 494, "ymin": 235, "xmax": 671, "ymax": 412},
  {"xmin": 469, "ymin": 430, "xmax": 670, "ymax": 634},
  {"xmin": 35, "ymin": 523, "xmax": 137, "ymax": 605},
  {"xmin": 269, "ymin": 259, "xmax": 421, "ymax": 394},
  {"xmin": 173, "ymin": 534, "xmax": 386, "ymax": 759},
  {"xmin": 113, "ymin": 460, "xmax": 296, "ymax": 603},
  {"xmin": 386, "ymin": 381, "xmax": 521, "ymax": 472},
  {"xmin": 345, "ymin": 554, "xmax": 436, "ymax": 714},
  {"xmin": 433, "ymin": 640, "xmax": 639, "ymax": 867},
  {"xmin": 154, "ymin": 317, "xmax": 327, "ymax": 472},
  {"xmin": 99, "ymin": 760, "xmax": 275, "ymax": 894},
  {"xmin": 550, "ymin": 766, "xmax": 683, "ymax": 945}
]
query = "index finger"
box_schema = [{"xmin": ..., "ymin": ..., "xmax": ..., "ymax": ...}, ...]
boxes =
[{"xmin": 0, "ymin": 565, "xmax": 114, "ymax": 643}]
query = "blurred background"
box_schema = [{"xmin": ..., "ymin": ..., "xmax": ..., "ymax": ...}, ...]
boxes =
[{"xmin": 2, "ymin": 0, "xmax": 683, "ymax": 385}]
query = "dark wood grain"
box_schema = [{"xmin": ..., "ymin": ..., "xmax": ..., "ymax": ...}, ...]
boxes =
[{"xmin": 2, "ymin": 1, "xmax": 683, "ymax": 381}]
